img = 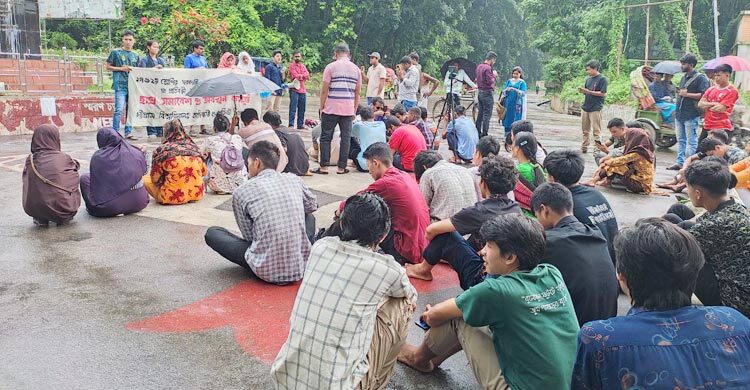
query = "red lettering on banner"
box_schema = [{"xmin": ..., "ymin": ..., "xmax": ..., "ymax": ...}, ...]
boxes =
[{"xmin": 139, "ymin": 96, "xmax": 157, "ymax": 105}]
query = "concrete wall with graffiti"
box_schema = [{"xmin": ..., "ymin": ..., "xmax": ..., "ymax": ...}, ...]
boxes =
[{"xmin": 0, "ymin": 96, "xmax": 115, "ymax": 135}]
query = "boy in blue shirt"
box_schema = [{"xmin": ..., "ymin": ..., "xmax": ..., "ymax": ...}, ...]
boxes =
[
  {"xmin": 105, "ymin": 30, "xmax": 140, "ymax": 140},
  {"xmin": 183, "ymin": 40, "xmax": 208, "ymax": 69}
]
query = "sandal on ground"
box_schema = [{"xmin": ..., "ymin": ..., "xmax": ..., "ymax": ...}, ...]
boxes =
[
  {"xmin": 336, "ymin": 168, "xmax": 350, "ymax": 174},
  {"xmin": 310, "ymin": 167, "xmax": 329, "ymax": 175}
]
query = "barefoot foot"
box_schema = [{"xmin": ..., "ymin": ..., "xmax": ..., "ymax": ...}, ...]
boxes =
[
  {"xmin": 397, "ymin": 344, "xmax": 435, "ymax": 373},
  {"xmin": 405, "ymin": 262, "xmax": 434, "ymax": 281}
]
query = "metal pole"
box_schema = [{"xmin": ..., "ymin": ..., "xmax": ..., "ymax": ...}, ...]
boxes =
[
  {"xmin": 644, "ymin": 0, "xmax": 651, "ymax": 66},
  {"xmin": 713, "ymin": 0, "xmax": 720, "ymax": 57},
  {"xmin": 686, "ymin": 0, "xmax": 694, "ymax": 52}
]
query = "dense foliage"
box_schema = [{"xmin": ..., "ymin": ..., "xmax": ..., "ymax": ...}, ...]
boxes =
[{"xmin": 45, "ymin": 0, "xmax": 542, "ymax": 80}]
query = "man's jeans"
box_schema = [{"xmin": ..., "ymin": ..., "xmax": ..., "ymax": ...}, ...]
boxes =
[
  {"xmin": 401, "ymin": 100, "xmax": 417, "ymax": 110},
  {"xmin": 146, "ymin": 127, "xmax": 163, "ymax": 137},
  {"xmin": 675, "ymin": 117, "xmax": 700, "ymax": 165},
  {"xmin": 288, "ymin": 90, "xmax": 306, "ymax": 128},
  {"xmin": 113, "ymin": 90, "xmax": 132, "ymax": 136},
  {"xmin": 475, "ymin": 90, "xmax": 494, "ymax": 137}
]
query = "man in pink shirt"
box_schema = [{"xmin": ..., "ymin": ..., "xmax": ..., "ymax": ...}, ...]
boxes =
[
  {"xmin": 324, "ymin": 142, "xmax": 428, "ymax": 264},
  {"xmin": 287, "ymin": 50, "xmax": 310, "ymax": 130},
  {"xmin": 314, "ymin": 43, "xmax": 362, "ymax": 175},
  {"xmin": 385, "ymin": 116, "xmax": 427, "ymax": 173}
]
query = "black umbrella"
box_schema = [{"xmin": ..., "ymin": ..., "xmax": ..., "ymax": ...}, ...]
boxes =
[
  {"xmin": 651, "ymin": 61, "xmax": 682, "ymax": 75},
  {"xmin": 187, "ymin": 72, "xmax": 281, "ymax": 97},
  {"xmin": 440, "ymin": 58, "xmax": 478, "ymax": 81}
]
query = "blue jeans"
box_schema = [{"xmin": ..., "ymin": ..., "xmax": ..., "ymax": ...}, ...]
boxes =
[
  {"xmin": 288, "ymin": 90, "xmax": 306, "ymax": 128},
  {"xmin": 401, "ymin": 100, "xmax": 417, "ymax": 110},
  {"xmin": 146, "ymin": 127, "xmax": 163, "ymax": 136},
  {"xmin": 113, "ymin": 90, "xmax": 132, "ymax": 136},
  {"xmin": 366, "ymin": 97, "xmax": 376, "ymax": 106},
  {"xmin": 675, "ymin": 117, "xmax": 700, "ymax": 165}
]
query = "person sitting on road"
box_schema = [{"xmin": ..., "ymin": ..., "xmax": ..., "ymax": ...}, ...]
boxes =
[
  {"xmin": 544, "ymin": 149, "xmax": 619, "ymax": 264},
  {"xmin": 593, "ymin": 118, "xmax": 627, "ymax": 165},
  {"xmin": 398, "ymin": 213, "xmax": 580, "ymax": 390},
  {"xmin": 413, "ymin": 150, "xmax": 477, "ymax": 222},
  {"xmin": 657, "ymin": 130, "xmax": 735, "ymax": 193},
  {"xmin": 440, "ymin": 105, "xmax": 479, "ymax": 164},
  {"xmin": 505, "ymin": 120, "xmax": 547, "ymax": 163},
  {"xmin": 532, "ymin": 182, "xmax": 618, "ymax": 325},
  {"xmin": 22, "ymin": 124, "xmax": 81, "ymax": 226},
  {"xmin": 511, "ymin": 131, "xmax": 546, "ymax": 216},
  {"xmin": 389, "ymin": 103, "xmax": 407, "ymax": 122},
  {"xmin": 468, "ymin": 135, "xmax": 504, "ymax": 201},
  {"xmin": 238, "ymin": 108, "xmax": 288, "ymax": 172},
  {"xmin": 262, "ymin": 111, "xmax": 310, "ymax": 176},
  {"xmin": 271, "ymin": 193, "xmax": 417, "ymax": 390},
  {"xmin": 370, "ymin": 96, "xmax": 388, "ymax": 122},
  {"xmin": 385, "ymin": 115, "xmax": 427, "ymax": 173},
  {"xmin": 350, "ymin": 105, "xmax": 387, "ymax": 172},
  {"xmin": 143, "ymin": 119, "xmax": 207, "ymax": 205},
  {"xmin": 665, "ymin": 160, "xmax": 750, "ymax": 316},
  {"xmin": 80, "ymin": 127, "xmax": 149, "ymax": 217},
  {"xmin": 204, "ymin": 141, "xmax": 317, "ymax": 285},
  {"xmin": 406, "ymin": 106, "xmax": 434, "ymax": 149},
  {"xmin": 200, "ymin": 113, "xmax": 247, "ymax": 195},
  {"xmin": 405, "ymin": 155, "xmax": 522, "ymax": 288},
  {"xmin": 732, "ymin": 155, "xmax": 750, "ymax": 190},
  {"xmin": 588, "ymin": 126, "xmax": 655, "ymax": 194},
  {"xmin": 325, "ymin": 143, "xmax": 429, "ymax": 265},
  {"xmin": 571, "ymin": 218, "xmax": 750, "ymax": 389}
]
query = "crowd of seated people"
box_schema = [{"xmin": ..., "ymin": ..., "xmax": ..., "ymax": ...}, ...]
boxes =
[{"xmin": 20, "ymin": 111, "xmax": 750, "ymax": 390}]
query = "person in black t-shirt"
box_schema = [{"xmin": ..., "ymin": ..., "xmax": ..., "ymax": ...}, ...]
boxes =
[
  {"xmin": 543, "ymin": 149, "xmax": 619, "ymax": 265},
  {"xmin": 532, "ymin": 183, "xmax": 619, "ymax": 325},
  {"xmin": 405, "ymin": 155, "xmax": 521, "ymax": 289},
  {"xmin": 578, "ymin": 60, "xmax": 608, "ymax": 154}
]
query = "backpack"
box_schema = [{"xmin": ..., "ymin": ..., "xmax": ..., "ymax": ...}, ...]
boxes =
[{"xmin": 218, "ymin": 135, "xmax": 244, "ymax": 173}]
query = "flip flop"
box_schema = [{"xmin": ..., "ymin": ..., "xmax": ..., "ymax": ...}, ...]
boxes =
[
  {"xmin": 311, "ymin": 167, "xmax": 328, "ymax": 175},
  {"xmin": 336, "ymin": 168, "xmax": 350, "ymax": 174}
]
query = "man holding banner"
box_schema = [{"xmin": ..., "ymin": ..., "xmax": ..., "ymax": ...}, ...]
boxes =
[{"xmin": 106, "ymin": 30, "xmax": 140, "ymax": 140}]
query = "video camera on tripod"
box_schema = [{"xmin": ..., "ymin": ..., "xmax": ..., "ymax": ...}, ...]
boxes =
[{"xmin": 447, "ymin": 65, "xmax": 458, "ymax": 80}]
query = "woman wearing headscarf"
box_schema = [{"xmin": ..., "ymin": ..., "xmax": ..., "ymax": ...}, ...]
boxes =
[
  {"xmin": 592, "ymin": 127, "xmax": 655, "ymax": 194},
  {"xmin": 143, "ymin": 119, "xmax": 207, "ymax": 205},
  {"xmin": 237, "ymin": 51, "xmax": 256, "ymax": 75},
  {"xmin": 217, "ymin": 52, "xmax": 237, "ymax": 69},
  {"xmin": 501, "ymin": 66, "xmax": 528, "ymax": 137},
  {"xmin": 22, "ymin": 124, "xmax": 81, "ymax": 226},
  {"xmin": 80, "ymin": 127, "xmax": 149, "ymax": 217},
  {"xmin": 201, "ymin": 113, "xmax": 247, "ymax": 194}
]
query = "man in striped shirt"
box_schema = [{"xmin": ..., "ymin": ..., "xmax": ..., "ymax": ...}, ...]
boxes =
[{"xmin": 314, "ymin": 43, "xmax": 362, "ymax": 175}]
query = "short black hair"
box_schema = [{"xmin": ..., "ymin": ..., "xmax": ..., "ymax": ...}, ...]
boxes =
[
  {"xmin": 390, "ymin": 104, "xmax": 406, "ymax": 116},
  {"xmin": 340, "ymin": 192, "xmax": 391, "ymax": 247},
  {"xmin": 363, "ymin": 142, "xmax": 393, "ymax": 166},
  {"xmin": 510, "ymin": 120, "xmax": 533, "ymax": 135},
  {"xmin": 625, "ymin": 120, "xmax": 643, "ymax": 129},
  {"xmin": 247, "ymin": 140, "xmax": 280, "ymax": 170},
  {"xmin": 413, "ymin": 150, "xmax": 443, "ymax": 181},
  {"xmin": 191, "ymin": 40, "xmax": 205, "ymax": 50},
  {"xmin": 531, "ymin": 182, "xmax": 573, "ymax": 214},
  {"xmin": 513, "ymin": 131, "xmax": 540, "ymax": 164},
  {"xmin": 359, "ymin": 105, "xmax": 374, "ymax": 120},
  {"xmin": 408, "ymin": 106, "xmax": 422, "ymax": 117},
  {"xmin": 272, "ymin": 50, "xmax": 283, "ymax": 57},
  {"xmin": 710, "ymin": 129, "xmax": 730, "ymax": 144},
  {"xmin": 213, "ymin": 113, "xmax": 230, "ymax": 132},
  {"xmin": 399, "ymin": 56, "xmax": 412, "ymax": 65},
  {"xmin": 485, "ymin": 51, "xmax": 497, "ymax": 61},
  {"xmin": 420, "ymin": 106, "xmax": 428, "ymax": 120},
  {"xmin": 698, "ymin": 137, "xmax": 724, "ymax": 154},
  {"xmin": 146, "ymin": 39, "xmax": 157, "ymax": 48},
  {"xmin": 680, "ymin": 53, "xmax": 698, "ymax": 67},
  {"xmin": 122, "ymin": 30, "xmax": 134, "ymax": 38},
  {"xmin": 262, "ymin": 111, "xmax": 282, "ymax": 127},
  {"xmin": 371, "ymin": 96, "xmax": 385, "ymax": 107},
  {"xmin": 615, "ymin": 218, "xmax": 705, "ymax": 310},
  {"xmin": 384, "ymin": 115, "xmax": 401, "ymax": 129},
  {"xmin": 409, "ymin": 52, "xmax": 420, "ymax": 61},
  {"xmin": 607, "ymin": 118, "xmax": 625, "ymax": 129},
  {"xmin": 685, "ymin": 160, "xmax": 738, "ymax": 197},
  {"xmin": 476, "ymin": 135, "xmax": 501, "ymax": 158},
  {"xmin": 454, "ymin": 105, "xmax": 466, "ymax": 116},
  {"xmin": 479, "ymin": 155, "xmax": 518, "ymax": 195},
  {"xmin": 240, "ymin": 108, "xmax": 259, "ymax": 124},
  {"xmin": 586, "ymin": 60, "xmax": 601, "ymax": 70},
  {"xmin": 543, "ymin": 149, "xmax": 585, "ymax": 186},
  {"xmin": 715, "ymin": 64, "xmax": 733, "ymax": 74},
  {"xmin": 292, "ymin": 50, "xmax": 301, "ymax": 56},
  {"xmin": 480, "ymin": 213, "xmax": 545, "ymax": 271}
]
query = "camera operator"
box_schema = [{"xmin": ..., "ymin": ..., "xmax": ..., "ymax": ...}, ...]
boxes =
[{"xmin": 444, "ymin": 60, "xmax": 476, "ymax": 111}]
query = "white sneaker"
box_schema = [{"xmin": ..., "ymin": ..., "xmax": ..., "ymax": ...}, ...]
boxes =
[{"xmin": 147, "ymin": 134, "xmax": 156, "ymax": 139}]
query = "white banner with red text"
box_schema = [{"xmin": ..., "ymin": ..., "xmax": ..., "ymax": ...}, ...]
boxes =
[{"xmin": 126, "ymin": 68, "xmax": 261, "ymax": 127}]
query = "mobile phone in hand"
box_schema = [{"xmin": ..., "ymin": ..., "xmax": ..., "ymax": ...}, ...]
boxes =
[
  {"xmin": 595, "ymin": 140, "xmax": 602, "ymax": 145},
  {"xmin": 415, "ymin": 319, "xmax": 431, "ymax": 331}
]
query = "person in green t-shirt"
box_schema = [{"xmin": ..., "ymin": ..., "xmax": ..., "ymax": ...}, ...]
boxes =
[
  {"xmin": 511, "ymin": 131, "xmax": 546, "ymax": 217},
  {"xmin": 398, "ymin": 213, "xmax": 580, "ymax": 390},
  {"xmin": 105, "ymin": 30, "xmax": 140, "ymax": 140}
]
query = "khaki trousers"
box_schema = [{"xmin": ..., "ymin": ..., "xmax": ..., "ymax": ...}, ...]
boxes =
[
  {"xmin": 358, "ymin": 297, "xmax": 414, "ymax": 390},
  {"xmin": 581, "ymin": 110, "xmax": 602, "ymax": 150},
  {"xmin": 266, "ymin": 95, "xmax": 282, "ymax": 112},
  {"xmin": 425, "ymin": 318, "xmax": 509, "ymax": 390}
]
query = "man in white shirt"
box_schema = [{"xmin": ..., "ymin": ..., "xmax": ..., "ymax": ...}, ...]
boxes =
[
  {"xmin": 444, "ymin": 60, "xmax": 476, "ymax": 109},
  {"xmin": 362, "ymin": 52, "xmax": 387, "ymax": 105},
  {"xmin": 397, "ymin": 56, "xmax": 420, "ymax": 110}
]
